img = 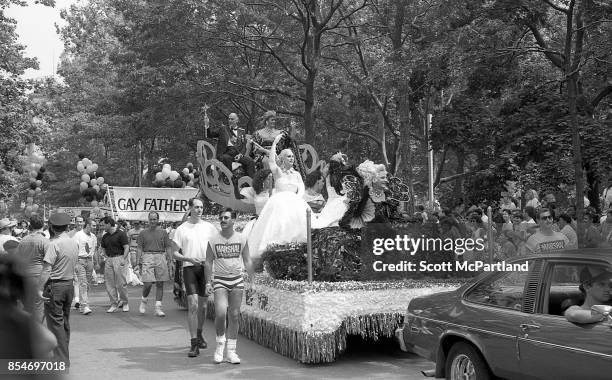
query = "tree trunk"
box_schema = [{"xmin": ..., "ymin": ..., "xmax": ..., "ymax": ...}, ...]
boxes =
[
  {"xmin": 304, "ymin": 75, "xmax": 315, "ymax": 145},
  {"xmin": 569, "ymin": 75, "xmax": 585, "ymax": 246},
  {"xmin": 454, "ymin": 149, "xmax": 465, "ymax": 197}
]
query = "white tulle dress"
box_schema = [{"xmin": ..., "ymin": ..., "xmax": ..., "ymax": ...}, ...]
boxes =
[
  {"xmin": 247, "ymin": 170, "xmax": 312, "ymax": 259},
  {"xmin": 311, "ymin": 177, "xmax": 349, "ymax": 229}
]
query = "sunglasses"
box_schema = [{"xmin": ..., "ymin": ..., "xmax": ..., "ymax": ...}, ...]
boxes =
[
  {"xmin": 541, "ymin": 215, "xmax": 553, "ymax": 220},
  {"xmin": 219, "ymin": 216, "xmax": 232, "ymax": 220}
]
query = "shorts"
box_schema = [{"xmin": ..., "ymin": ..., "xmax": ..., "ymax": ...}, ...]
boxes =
[
  {"xmin": 183, "ymin": 265, "xmax": 207, "ymax": 297},
  {"xmin": 213, "ymin": 274, "xmax": 244, "ymax": 292},
  {"xmin": 141, "ymin": 253, "xmax": 170, "ymax": 283}
]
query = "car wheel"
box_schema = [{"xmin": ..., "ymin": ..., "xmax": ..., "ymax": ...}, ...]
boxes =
[{"xmin": 445, "ymin": 342, "xmax": 492, "ymax": 380}]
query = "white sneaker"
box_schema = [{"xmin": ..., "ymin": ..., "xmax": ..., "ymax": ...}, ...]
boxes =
[
  {"xmin": 122, "ymin": 303, "xmax": 130, "ymax": 312},
  {"xmin": 154, "ymin": 306, "xmax": 166, "ymax": 317},
  {"xmin": 107, "ymin": 305, "xmax": 119, "ymax": 313},
  {"xmin": 82, "ymin": 306, "xmax": 92, "ymax": 315},
  {"xmin": 139, "ymin": 300, "xmax": 147, "ymax": 314},
  {"xmin": 214, "ymin": 337, "xmax": 226, "ymax": 364},
  {"xmin": 226, "ymin": 339, "xmax": 240, "ymax": 364}
]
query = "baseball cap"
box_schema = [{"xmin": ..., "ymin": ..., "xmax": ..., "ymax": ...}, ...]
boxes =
[
  {"xmin": 48, "ymin": 213, "xmax": 71, "ymax": 226},
  {"xmin": 580, "ymin": 266, "xmax": 612, "ymax": 284}
]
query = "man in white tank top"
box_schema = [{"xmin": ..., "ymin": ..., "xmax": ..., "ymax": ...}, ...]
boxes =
[{"xmin": 205, "ymin": 208, "xmax": 253, "ymax": 364}]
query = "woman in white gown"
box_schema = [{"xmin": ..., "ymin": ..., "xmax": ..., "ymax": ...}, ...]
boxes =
[{"xmin": 247, "ymin": 134, "xmax": 312, "ymax": 259}]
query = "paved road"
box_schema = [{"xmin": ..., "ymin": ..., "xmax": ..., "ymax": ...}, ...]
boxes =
[{"xmin": 64, "ymin": 284, "xmax": 434, "ymax": 380}]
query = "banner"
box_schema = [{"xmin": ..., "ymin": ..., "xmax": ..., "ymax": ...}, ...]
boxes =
[
  {"xmin": 110, "ymin": 187, "xmax": 199, "ymax": 222},
  {"xmin": 56, "ymin": 206, "xmax": 111, "ymax": 220}
]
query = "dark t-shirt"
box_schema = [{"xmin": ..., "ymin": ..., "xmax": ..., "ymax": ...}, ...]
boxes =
[{"xmin": 101, "ymin": 229, "xmax": 129, "ymax": 257}]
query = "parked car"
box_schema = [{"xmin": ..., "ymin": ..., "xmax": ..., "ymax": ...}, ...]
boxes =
[{"xmin": 395, "ymin": 250, "xmax": 612, "ymax": 380}]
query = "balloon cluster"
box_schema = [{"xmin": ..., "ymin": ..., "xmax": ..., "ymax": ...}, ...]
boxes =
[
  {"xmin": 76, "ymin": 156, "xmax": 107, "ymax": 207},
  {"xmin": 152, "ymin": 163, "xmax": 199, "ymax": 188},
  {"xmin": 21, "ymin": 143, "xmax": 46, "ymax": 216}
]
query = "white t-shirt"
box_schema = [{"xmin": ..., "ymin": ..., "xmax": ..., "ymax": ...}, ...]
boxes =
[
  {"xmin": 172, "ymin": 220, "xmax": 218, "ymax": 267},
  {"xmin": 73, "ymin": 230, "xmax": 98, "ymax": 258}
]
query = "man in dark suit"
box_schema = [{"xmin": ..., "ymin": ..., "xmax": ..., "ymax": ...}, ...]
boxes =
[{"xmin": 206, "ymin": 113, "xmax": 255, "ymax": 178}]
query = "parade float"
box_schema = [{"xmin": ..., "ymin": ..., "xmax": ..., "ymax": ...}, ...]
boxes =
[{"xmin": 196, "ymin": 135, "xmax": 463, "ymax": 363}]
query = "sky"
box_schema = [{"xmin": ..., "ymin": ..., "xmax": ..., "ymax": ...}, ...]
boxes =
[{"xmin": 6, "ymin": 0, "xmax": 81, "ymax": 79}]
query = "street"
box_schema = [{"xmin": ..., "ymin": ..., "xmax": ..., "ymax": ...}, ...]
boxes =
[{"xmin": 65, "ymin": 284, "xmax": 434, "ymax": 380}]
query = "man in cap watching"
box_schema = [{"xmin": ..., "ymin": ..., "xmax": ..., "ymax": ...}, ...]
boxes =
[
  {"xmin": 38, "ymin": 212, "xmax": 79, "ymax": 367},
  {"xmin": 565, "ymin": 265, "xmax": 612, "ymax": 324},
  {"xmin": 0, "ymin": 218, "xmax": 18, "ymax": 255}
]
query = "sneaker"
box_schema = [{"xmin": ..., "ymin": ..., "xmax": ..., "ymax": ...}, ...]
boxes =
[
  {"xmin": 226, "ymin": 339, "xmax": 240, "ymax": 364},
  {"xmin": 188, "ymin": 338, "xmax": 200, "ymax": 358},
  {"xmin": 82, "ymin": 306, "xmax": 92, "ymax": 315},
  {"xmin": 74, "ymin": 302, "xmax": 81, "ymax": 310},
  {"xmin": 213, "ymin": 338, "xmax": 226, "ymax": 364},
  {"xmin": 139, "ymin": 300, "xmax": 147, "ymax": 315},
  {"xmin": 107, "ymin": 305, "xmax": 119, "ymax": 313},
  {"xmin": 154, "ymin": 306, "xmax": 165, "ymax": 317},
  {"xmin": 226, "ymin": 350, "xmax": 241, "ymax": 364},
  {"xmin": 122, "ymin": 303, "xmax": 129, "ymax": 312}
]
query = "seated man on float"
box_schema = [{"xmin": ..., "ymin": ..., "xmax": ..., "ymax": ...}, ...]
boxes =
[
  {"xmin": 564, "ymin": 266, "xmax": 612, "ymax": 324},
  {"xmin": 205, "ymin": 112, "xmax": 255, "ymax": 178}
]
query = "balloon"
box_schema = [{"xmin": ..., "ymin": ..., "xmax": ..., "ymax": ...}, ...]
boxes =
[
  {"xmin": 91, "ymin": 200, "xmax": 98, "ymax": 207},
  {"xmin": 100, "ymin": 183, "xmax": 108, "ymax": 190},
  {"xmin": 80, "ymin": 182, "xmax": 88, "ymax": 192},
  {"xmin": 25, "ymin": 206, "xmax": 32, "ymax": 213},
  {"xmin": 86, "ymin": 165, "xmax": 94, "ymax": 174},
  {"xmin": 187, "ymin": 181, "xmax": 194, "ymax": 187},
  {"xmin": 169, "ymin": 171, "xmax": 180, "ymax": 181},
  {"xmin": 77, "ymin": 161, "xmax": 85, "ymax": 171},
  {"xmin": 32, "ymin": 204, "xmax": 39, "ymax": 212},
  {"xmin": 35, "ymin": 187, "xmax": 42, "ymax": 194},
  {"xmin": 30, "ymin": 170, "xmax": 38, "ymax": 178},
  {"xmin": 97, "ymin": 177, "xmax": 104, "ymax": 185},
  {"xmin": 163, "ymin": 163, "xmax": 171, "ymax": 171},
  {"xmin": 28, "ymin": 189, "xmax": 35, "ymax": 197},
  {"xmin": 189, "ymin": 173, "xmax": 194, "ymax": 180},
  {"xmin": 93, "ymin": 185, "xmax": 100, "ymax": 192},
  {"xmin": 90, "ymin": 178, "xmax": 98, "ymax": 186},
  {"xmin": 155, "ymin": 172, "xmax": 164, "ymax": 182},
  {"xmin": 173, "ymin": 179, "xmax": 183, "ymax": 188},
  {"xmin": 32, "ymin": 163, "xmax": 41, "ymax": 171},
  {"xmin": 38, "ymin": 166, "xmax": 46, "ymax": 173},
  {"xmin": 187, "ymin": 162, "xmax": 194, "ymax": 169},
  {"xmin": 29, "ymin": 182, "xmax": 37, "ymax": 190},
  {"xmin": 85, "ymin": 195, "xmax": 94, "ymax": 202},
  {"xmin": 82, "ymin": 158, "xmax": 92, "ymax": 167},
  {"xmin": 36, "ymin": 172, "xmax": 43, "ymax": 180},
  {"xmin": 161, "ymin": 168, "xmax": 171, "ymax": 179},
  {"xmin": 193, "ymin": 171, "xmax": 200, "ymax": 178},
  {"xmin": 35, "ymin": 180, "xmax": 42, "ymax": 187},
  {"xmin": 81, "ymin": 174, "xmax": 90, "ymax": 182},
  {"xmin": 182, "ymin": 168, "xmax": 189, "ymax": 175},
  {"xmin": 91, "ymin": 163, "xmax": 98, "ymax": 172}
]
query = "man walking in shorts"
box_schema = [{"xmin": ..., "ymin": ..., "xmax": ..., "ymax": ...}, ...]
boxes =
[
  {"xmin": 137, "ymin": 211, "xmax": 172, "ymax": 317},
  {"xmin": 172, "ymin": 198, "xmax": 218, "ymax": 357},
  {"xmin": 205, "ymin": 208, "xmax": 253, "ymax": 364}
]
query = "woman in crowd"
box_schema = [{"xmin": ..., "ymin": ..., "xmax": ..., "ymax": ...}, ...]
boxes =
[
  {"xmin": 557, "ymin": 213, "xmax": 578, "ymax": 248},
  {"xmin": 247, "ymin": 134, "xmax": 312, "ymax": 259},
  {"xmin": 500, "ymin": 209, "xmax": 514, "ymax": 232},
  {"xmin": 525, "ymin": 189, "xmax": 541, "ymax": 209},
  {"xmin": 583, "ymin": 212, "xmax": 603, "ymax": 248},
  {"xmin": 247, "ymin": 111, "xmax": 295, "ymax": 169}
]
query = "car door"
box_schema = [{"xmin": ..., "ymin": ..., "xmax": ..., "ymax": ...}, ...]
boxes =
[
  {"xmin": 518, "ymin": 261, "xmax": 612, "ymax": 380},
  {"xmin": 460, "ymin": 260, "xmax": 535, "ymax": 379}
]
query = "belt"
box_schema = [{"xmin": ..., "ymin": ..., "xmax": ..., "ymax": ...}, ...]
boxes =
[
  {"xmin": 79, "ymin": 256, "xmax": 93, "ymax": 259},
  {"xmin": 144, "ymin": 251, "xmax": 165, "ymax": 254},
  {"xmin": 107, "ymin": 255, "xmax": 124, "ymax": 258}
]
